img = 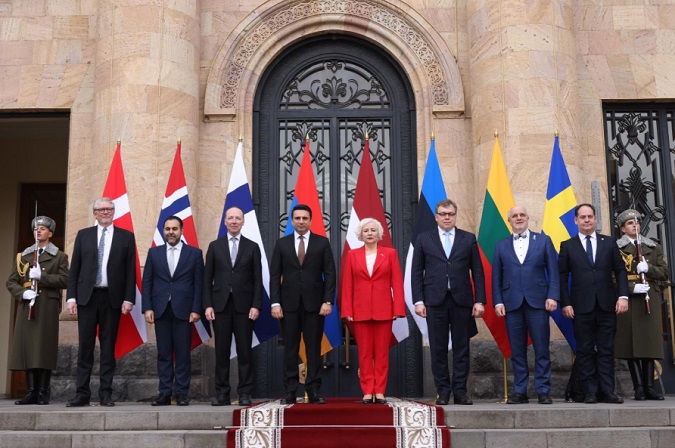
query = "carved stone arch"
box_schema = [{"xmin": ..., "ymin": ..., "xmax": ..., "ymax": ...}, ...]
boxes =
[{"xmin": 204, "ymin": 0, "xmax": 464, "ymax": 134}]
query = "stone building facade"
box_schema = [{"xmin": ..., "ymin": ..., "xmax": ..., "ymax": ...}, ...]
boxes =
[{"xmin": 1, "ymin": 0, "xmax": 674, "ymax": 400}]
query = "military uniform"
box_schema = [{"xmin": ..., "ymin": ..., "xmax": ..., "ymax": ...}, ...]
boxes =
[
  {"xmin": 615, "ymin": 236, "xmax": 668, "ymax": 360},
  {"xmin": 6, "ymin": 242, "xmax": 69, "ymax": 370}
]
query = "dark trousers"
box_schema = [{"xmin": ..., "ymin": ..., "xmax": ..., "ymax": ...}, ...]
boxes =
[
  {"xmin": 155, "ymin": 304, "xmax": 192, "ymax": 396},
  {"xmin": 573, "ymin": 303, "xmax": 617, "ymax": 395},
  {"xmin": 75, "ymin": 289, "xmax": 121, "ymax": 399},
  {"xmin": 212, "ymin": 298, "xmax": 254, "ymax": 397},
  {"xmin": 281, "ymin": 299, "xmax": 324, "ymax": 395},
  {"xmin": 426, "ymin": 291, "xmax": 474, "ymax": 396},
  {"xmin": 505, "ymin": 302, "xmax": 551, "ymax": 394}
]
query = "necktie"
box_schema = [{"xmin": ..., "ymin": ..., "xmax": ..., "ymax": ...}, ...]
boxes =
[
  {"xmin": 585, "ymin": 235, "xmax": 594, "ymax": 264},
  {"xmin": 230, "ymin": 237, "xmax": 238, "ymax": 265},
  {"xmin": 168, "ymin": 246, "xmax": 176, "ymax": 276},
  {"xmin": 444, "ymin": 231, "xmax": 452, "ymax": 258},
  {"xmin": 96, "ymin": 227, "xmax": 106, "ymax": 285},
  {"xmin": 298, "ymin": 235, "xmax": 305, "ymax": 265}
]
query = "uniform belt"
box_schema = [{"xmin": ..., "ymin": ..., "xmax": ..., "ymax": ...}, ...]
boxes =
[
  {"xmin": 23, "ymin": 281, "xmax": 32, "ymax": 288},
  {"xmin": 627, "ymin": 274, "xmax": 642, "ymax": 281}
]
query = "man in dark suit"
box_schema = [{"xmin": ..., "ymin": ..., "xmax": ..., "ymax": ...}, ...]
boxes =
[
  {"xmin": 142, "ymin": 216, "xmax": 203, "ymax": 406},
  {"xmin": 492, "ymin": 205, "xmax": 559, "ymax": 405},
  {"xmin": 66, "ymin": 197, "xmax": 136, "ymax": 407},
  {"xmin": 270, "ymin": 204, "xmax": 336, "ymax": 404},
  {"xmin": 412, "ymin": 199, "xmax": 486, "ymax": 405},
  {"xmin": 559, "ymin": 203, "xmax": 629, "ymax": 404},
  {"xmin": 204, "ymin": 206, "xmax": 262, "ymax": 406}
]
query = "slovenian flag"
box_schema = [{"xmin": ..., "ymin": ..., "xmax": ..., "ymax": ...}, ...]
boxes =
[
  {"xmin": 221, "ymin": 140, "xmax": 278, "ymax": 354},
  {"xmin": 153, "ymin": 140, "xmax": 211, "ymax": 349},
  {"xmin": 102, "ymin": 140, "xmax": 147, "ymax": 359}
]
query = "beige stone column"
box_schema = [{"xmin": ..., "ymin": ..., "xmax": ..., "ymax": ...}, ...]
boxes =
[
  {"xmin": 91, "ymin": 0, "xmax": 201, "ymax": 247},
  {"xmin": 468, "ymin": 0, "xmax": 582, "ymax": 224}
]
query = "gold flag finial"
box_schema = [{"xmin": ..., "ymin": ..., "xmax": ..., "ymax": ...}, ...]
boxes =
[
  {"xmin": 554, "ymin": 129, "xmax": 559, "ymax": 137},
  {"xmin": 117, "ymin": 138, "xmax": 121, "ymax": 145},
  {"xmin": 239, "ymin": 135, "xmax": 243, "ymax": 142},
  {"xmin": 431, "ymin": 131, "xmax": 435, "ymax": 140},
  {"xmin": 365, "ymin": 133, "xmax": 369, "ymax": 140},
  {"xmin": 306, "ymin": 133, "xmax": 310, "ymax": 142},
  {"xmin": 494, "ymin": 130, "xmax": 499, "ymax": 138},
  {"xmin": 177, "ymin": 137, "xmax": 181, "ymax": 144}
]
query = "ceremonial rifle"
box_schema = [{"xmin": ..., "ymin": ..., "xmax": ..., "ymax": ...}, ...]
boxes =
[
  {"xmin": 27, "ymin": 202, "xmax": 39, "ymax": 320},
  {"xmin": 635, "ymin": 221, "xmax": 650, "ymax": 315}
]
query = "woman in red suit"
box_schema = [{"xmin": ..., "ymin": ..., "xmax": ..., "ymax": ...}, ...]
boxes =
[{"xmin": 341, "ymin": 218, "xmax": 406, "ymax": 404}]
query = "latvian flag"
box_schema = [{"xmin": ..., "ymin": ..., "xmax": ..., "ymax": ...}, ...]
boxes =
[{"xmin": 342, "ymin": 136, "xmax": 409, "ymax": 345}]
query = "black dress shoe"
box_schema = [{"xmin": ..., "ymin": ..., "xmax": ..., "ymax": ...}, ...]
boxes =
[
  {"xmin": 99, "ymin": 395, "xmax": 115, "ymax": 407},
  {"xmin": 507, "ymin": 393, "xmax": 529, "ymax": 404},
  {"xmin": 176, "ymin": 395, "xmax": 189, "ymax": 406},
  {"xmin": 151, "ymin": 394, "xmax": 172, "ymax": 406},
  {"xmin": 362, "ymin": 396, "xmax": 373, "ymax": 404},
  {"xmin": 239, "ymin": 394, "xmax": 252, "ymax": 406},
  {"xmin": 280, "ymin": 394, "xmax": 296, "ymax": 405},
  {"xmin": 583, "ymin": 393, "xmax": 597, "ymax": 404},
  {"xmin": 453, "ymin": 394, "xmax": 473, "ymax": 405},
  {"xmin": 537, "ymin": 393, "xmax": 553, "ymax": 404},
  {"xmin": 644, "ymin": 388, "xmax": 664, "ymax": 401},
  {"xmin": 435, "ymin": 394, "xmax": 450, "ymax": 405},
  {"xmin": 375, "ymin": 397, "xmax": 387, "ymax": 404},
  {"xmin": 308, "ymin": 394, "xmax": 326, "ymax": 404},
  {"xmin": 634, "ymin": 387, "xmax": 646, "ymax": 401},
  {"xmin": 599, "ymin": 392, "xmax": 623, "ymax": 404},
  {"xmin": 211, "ymin": 396, "xmax": 230, "ymax": 406},
  {"xmin": 66, "ymin": 396, "xmax": 90, "ymax": 407}
]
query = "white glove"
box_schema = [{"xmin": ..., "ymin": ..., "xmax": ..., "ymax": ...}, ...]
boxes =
[
  {"xmin": 29, "ymin": 267, "xmax": 41, "ymax": 281},
  {"xmin": 636, "ymin": 259, "xmax": 649, "ymax": 274},
  {"xmin": 22, "ymin": 290, "xmax": 37, "ymax": 301},
  {"xmin": 633, "ymin": 283, "xmax": 650, "ymax": 294}
]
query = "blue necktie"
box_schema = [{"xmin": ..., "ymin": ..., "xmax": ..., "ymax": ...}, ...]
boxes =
[
  {"xmin": 96, "ymin": 227, "xmax": 106, "ymax": 285},
  {"xmin": 585, "ymin": 235, "xmax": 593, "ymax": 264}
]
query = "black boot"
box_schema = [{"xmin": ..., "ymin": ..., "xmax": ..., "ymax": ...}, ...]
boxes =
[
  {"xmin": 15, "ymin": 370, "xmax": 38, "ymax": 405},
  {"xmin": 37, "ymin": 369, "xmax": 52, "ymax": 405},
  {"xmin": 627, "ymin": 360, "xmax": 645, "ymax": 400},
  {"xmin": 643, "ymin": 360, "xmax": 664, "ymax": 400}
]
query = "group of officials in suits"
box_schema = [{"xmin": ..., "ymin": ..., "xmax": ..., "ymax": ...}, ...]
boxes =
[{"xmin": 9, "ymin": 195, "xmax": 666, "ymax": 407}]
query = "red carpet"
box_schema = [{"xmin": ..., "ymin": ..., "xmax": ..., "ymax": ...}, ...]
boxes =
[{"xmin": 227, "ymin": 397, "xmax": 450, "ymax": 448}]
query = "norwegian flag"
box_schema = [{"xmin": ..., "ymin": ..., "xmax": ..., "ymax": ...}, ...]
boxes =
[
  {"xmin": 103, "ymin": 141, "xmax": 147, "ymax": 359},
  {"xmin": 341, "ymin": 137, "xmax": 409, "ymax": 345},
  {"xmin": 153, "ymin": 141, "xmax": 211, "ymax": 349}
]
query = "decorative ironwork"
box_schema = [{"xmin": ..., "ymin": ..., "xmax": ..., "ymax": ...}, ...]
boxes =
[
  {"xmin": 281, "ymin": 60, "xmax": 389, "ymax": 110},
  {"xmin": 608, "ymin": 112, "xmax": 659, "ymax": 167}
]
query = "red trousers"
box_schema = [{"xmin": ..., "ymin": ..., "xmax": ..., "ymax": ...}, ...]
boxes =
[{"xmin": 353, "ymin": 320, "xmax": 392, "ymax": 395}]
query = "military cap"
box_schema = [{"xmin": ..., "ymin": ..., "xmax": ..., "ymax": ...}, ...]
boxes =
[
  {"xmin": 617, "ymin": 209, "xmax": 641, "ymax": 228},
  {"xmin": 32, "ymin": 215, "xmax": 56, "ymax": 233}
]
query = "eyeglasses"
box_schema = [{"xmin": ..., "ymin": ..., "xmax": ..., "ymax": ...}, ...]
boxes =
[
  {"xmin": 95, "ymin": 208, "xmax": 115, "ymax": 213},
  {"xmin": 436, "ymin": 212, "xmax": 456, "ymax": 218}
]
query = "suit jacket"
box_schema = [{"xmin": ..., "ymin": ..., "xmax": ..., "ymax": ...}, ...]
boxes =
[
  {"xmin": 203, "ymin": 235, "xmax": 262, "ymax": 313},
  {"xmin": 558, "ymin": 233, "xmax": 629, "ymax": 313},
  {"xmin": 340, "ymin": 246, "xmax": 406, "ymax": 321},
  {"xmin": 411, "ymin": 228, "xmax": 486, "ymax": 307},
  {"xmin": 141, "ymin": 244, "xmax": 204, "ymax": 320},
  {"xmin": 270, "ymin": 232, "xmax": 336, "ymax": 312},
  {"xmin": 492, "ymin": 231, "xmax": 560, "ymax": 312},
  {"xmin": 66, "ymin": 225, "xmax": 136, "ymax": 308}
]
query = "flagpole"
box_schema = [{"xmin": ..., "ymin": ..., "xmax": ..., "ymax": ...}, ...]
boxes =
[{"xmin": 502, "ymin": 356, "xmax": 508, "ymax": 403}]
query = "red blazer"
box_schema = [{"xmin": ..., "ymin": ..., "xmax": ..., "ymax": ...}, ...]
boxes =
[{"xmin": 340, "ymin": 246, "xmax": 406, "ymax": 321}]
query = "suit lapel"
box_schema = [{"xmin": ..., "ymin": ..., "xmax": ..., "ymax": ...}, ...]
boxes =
[
  {"xmin": 172, "ymin": 245, "xmax": 188, "ymax": 276},
  {"xmin": 371, "ymin": 247, "xmax": 386, "ymax": 276},
  {"xmin": 522, "ymin": 232, "xmax": 538, "ymax": 263},
  {"xmin": 432, "ymin": 230, "xmax": 447, "ymax": 258},
  {"xmin": 575, "ymin": 235, "xmax": 595, "ymax": 267},
  {"xmin": 449, "ymin": 230, "xmax": 462, "ymax": 259}
]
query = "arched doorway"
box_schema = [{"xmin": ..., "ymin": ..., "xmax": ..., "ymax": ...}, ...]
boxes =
[{"xmin": 253, "ymin": 35, "xmax": 421, "ymax": 397}]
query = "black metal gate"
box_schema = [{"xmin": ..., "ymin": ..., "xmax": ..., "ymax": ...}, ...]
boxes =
[{"xmin": 252, "ymin": 35, "xmax": 422, "ymax": 398}]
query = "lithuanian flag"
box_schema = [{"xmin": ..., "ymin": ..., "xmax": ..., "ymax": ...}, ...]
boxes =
[{"xmin": 476, "ymin": 136, "xmax": 514, "ymax": 358}]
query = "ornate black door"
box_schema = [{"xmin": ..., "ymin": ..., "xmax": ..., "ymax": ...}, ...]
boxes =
[
  {"xmin": 252, "ymin": 35, "xmax": 421, "ymax": 398},
  {"xmin": 604, "ymin": 104, "xmax": 675, "ymax": 393}
]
